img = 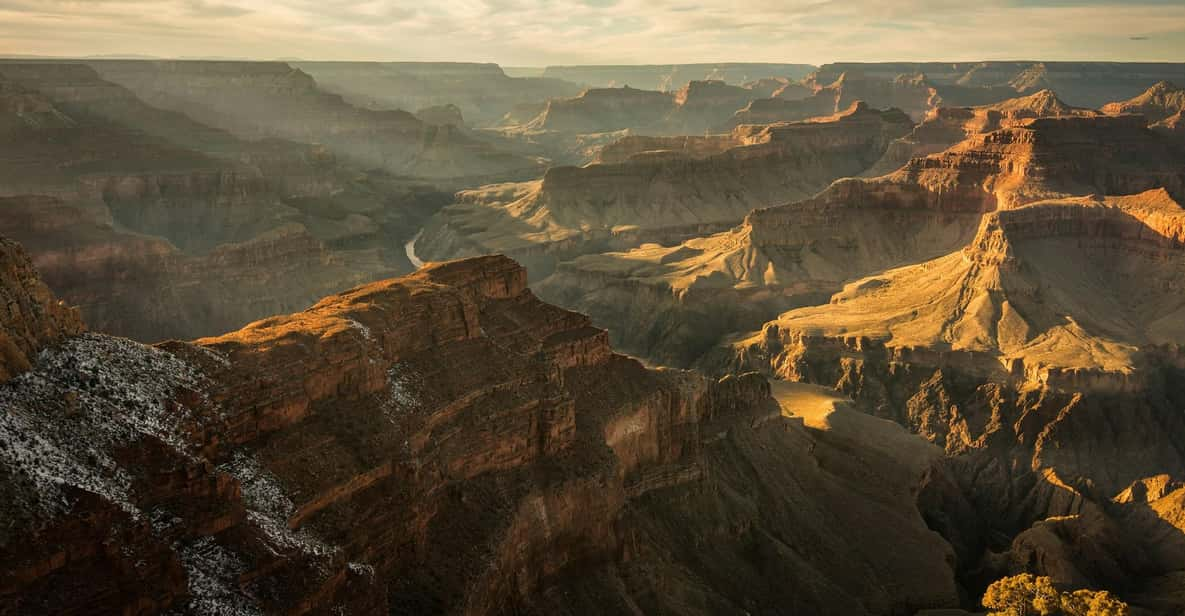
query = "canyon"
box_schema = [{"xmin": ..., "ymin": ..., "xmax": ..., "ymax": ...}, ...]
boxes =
[
  {"xmin": 3, "ymin": 55, "xmax": 1185, "ymax": 615},
  {"xmin": 417, "ymin": 102, "xmax": 914, "ymax": 279},
  {"xmin": 0, "ymin": 241, "xmax": 961, "ymax": 615}
]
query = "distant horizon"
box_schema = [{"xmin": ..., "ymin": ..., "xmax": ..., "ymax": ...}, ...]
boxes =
[
  {"xmin": 1, "ymin": 1, "xmax": 1183, "ymax": 68},
  {"xmin": 7, "ymin": 55, "xmax": 1185, "ymax": 69}
]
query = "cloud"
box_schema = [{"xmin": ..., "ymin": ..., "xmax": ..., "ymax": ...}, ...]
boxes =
[
  {"xmin": 185, "ymin": 0, "xmax": 251, "ymax": 18},
  {"xmin": 0, "ymin": 0, "xmax": 1182, "ymax": 65}
]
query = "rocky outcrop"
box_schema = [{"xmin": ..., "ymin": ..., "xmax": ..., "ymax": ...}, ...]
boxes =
[
  {"xmin": 1102, "ymin": 81, "xmax": 1185, "ymax": 124},
  {"xmin": 0, "ymin": 238, "xmax": 82, "ymax": 381},
  {"xmin": 0, "ymin": 249, "xmax": 962, "ymax": 615},
  {"xmin": 420, "ymin": 103, "xmax": 913, "ymax": 279},
  {"xmin": 865, "ymin": 90, "xmax": 1099, "ymax": 176},
  {"xmin": 538, "ymin": 113, "xmax": 1185, "ymax": 367}
]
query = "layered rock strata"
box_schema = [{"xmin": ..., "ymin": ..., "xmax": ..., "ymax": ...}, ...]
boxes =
[
  {"xmin": 720, "ymin": 189, "xmax": 1185, "ymax": 608},
  {"xmin": 538, "ymin": 114, "xmax": 1185, "ymax": 366},
  {"xmin": 0, "ymin": 63, "xmax": 452, "ymax": 340},
  {"xmin": 864, "ymin": 90, "xmax": 1099, "ymax": 176},
  {"xmin": 419, "ymin": 103, "xmax": 913, "ymax": 279},
  {"xmin": 0, "ymin": 248, "xmax": 961, "ymax": 615}
]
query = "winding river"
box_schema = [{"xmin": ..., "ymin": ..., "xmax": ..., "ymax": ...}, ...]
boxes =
[{"xmin": 404, "ymin": 230, "xmax": 425, "ymax": 269}]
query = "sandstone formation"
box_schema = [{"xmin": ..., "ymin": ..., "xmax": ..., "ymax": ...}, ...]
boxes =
[
  {"xmin": 538, "ymin": 63, "xmax": 816, "ymax": 91},
  {"xmin": 720, "ymin": 189, "xmax": 1185, "ymax": 608},
  {"xmin": 864, "ymin": 89, "xmax": 1099, "ymax": 176},
  {"xmin": 84, "ymin": 60, "xmax": 545, "ymax": 183},
  {"xmin": 538, "ymin": 113, "xmax": 1185, "ymax": 366},
  {"xmin": 419, "ymin": 103, "xmax": 913, "ymax": 279},
  {"xmin": 0, "ymin": 246, "xmax": 961, "ymax": 615}
]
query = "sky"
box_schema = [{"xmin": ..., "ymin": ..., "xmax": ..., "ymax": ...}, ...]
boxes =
[{"xmin": 0, "ymin": 0, "xmax": 1184, "ymax": 66}]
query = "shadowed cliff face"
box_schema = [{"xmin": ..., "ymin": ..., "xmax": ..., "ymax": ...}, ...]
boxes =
[
  {"xmin": 0, "ymin": 248, "xmax": 961, "ymax": 615},
  {"xmin": 0, "ymin": 238, "xmax": 83, "ymax": 382},
  {"xmin": 419, "ymin": 103, "xmax": 914, "ymax": 280}
]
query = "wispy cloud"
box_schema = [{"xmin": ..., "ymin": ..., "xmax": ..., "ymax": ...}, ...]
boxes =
[{"xmin": 0, "ymin": 0, "xmax": 1182, "ymax": 65}]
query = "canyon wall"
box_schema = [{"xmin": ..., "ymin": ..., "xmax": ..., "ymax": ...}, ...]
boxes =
[
  {"xmin": 0, "ymin": 246, "xmax": 962, "ymax": 615},
  {"xmin": 422, "ymin": 103, "xmax": 913, "ymax": 280}
]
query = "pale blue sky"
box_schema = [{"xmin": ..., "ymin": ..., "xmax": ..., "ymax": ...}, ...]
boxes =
[{"xmin": 0, "ymin": 0, "xmax": 1183, "ymax": 66}]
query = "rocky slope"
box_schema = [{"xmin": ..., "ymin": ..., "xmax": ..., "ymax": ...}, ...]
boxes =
[
  {"xmin": 720, "ymin": 189, "xmax": 1185, "ymax": 609},
  {"xmin": 0, "ymin": 245, "xmax": 962, "ymax": 615},
  {"xmin": 538, "ymin": 113, "xmax": 1185, "ymax": 366},
  {"xmin": 418, "ymin": 103, "xmax": 913, "ymax": 279},
  {"xmin": 85, "ymin": 60, "xmax": 545, "ymax": 183}
]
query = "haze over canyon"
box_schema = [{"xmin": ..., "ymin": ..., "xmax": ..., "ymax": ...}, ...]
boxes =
[{"xmin": 2, "ymin": 6, "xmax": 1185, "ymax": 614}]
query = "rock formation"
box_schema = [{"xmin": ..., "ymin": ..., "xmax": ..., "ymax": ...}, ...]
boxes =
[
  {"xmin": 84, "ymin": 60, "xmax": 545, "ymax": 182},
  {"xmin": 0, "ymin": 238, "xmax": 82, "ymax": 381},
  {"xmin": 731, "ymin": 71, "xmax": 941, "ymax": 126},
  {"xmin": 538, "ymin": 113, "xmax": 1185, "ymax": 366},
  {"xmin": 721, "ymin": 189, "xmax": 1185, "ymax": 607},
  {"xmin": 813, "ymin": 62, "xmax": 1185, "ymax": 108},
  {"xmin": 294, "ymin": 61, "xmax": 582, "ymax": 127},
  {"xmin": 538, "ymin": 63, "xmax": 816, "ymax": 91},
  {"xmin": 418, "ymin": 103, "xmax": 913, "ymax": 279},
  {"xmin": 0, "ymin": 244, "xmax": 961, "ymax": 615},
  {"xmin": 0, "ymin": 63, "xmax": 450, "ymax": 341},
  {"xmin": 864, "ymin": 89, "xmax": 1099, "ymax": 176},
  {"xmin": 1102, "ymin": 81, "xmax": 1185, "ymax": 124}
]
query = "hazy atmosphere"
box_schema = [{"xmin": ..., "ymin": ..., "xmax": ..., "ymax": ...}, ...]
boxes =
[
  {"xmin": 2, "ymin": 0, "xmax": 1185, "ymax": 64},
  {"xmin": 4, "ymin": 1, "xmax": 1185, "ymax": 614}
]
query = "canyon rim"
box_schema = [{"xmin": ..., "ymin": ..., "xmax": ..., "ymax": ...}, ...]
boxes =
[{"xmin": 2, "ymin": 2, "xmax": 1185, "ymax": 615}]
